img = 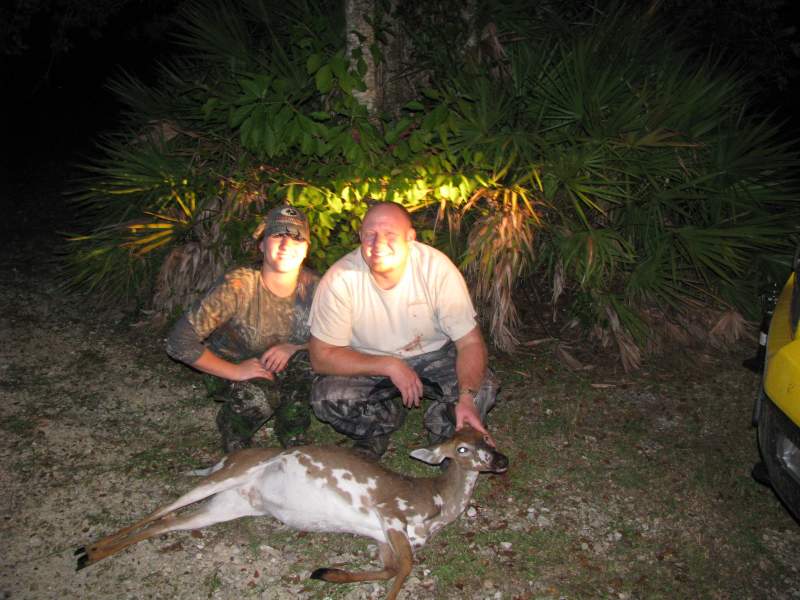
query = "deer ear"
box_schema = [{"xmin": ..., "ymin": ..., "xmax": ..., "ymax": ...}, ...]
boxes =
[{"xmin": 410, "ymin": 447, "xmax": 445, "ymax": 465}]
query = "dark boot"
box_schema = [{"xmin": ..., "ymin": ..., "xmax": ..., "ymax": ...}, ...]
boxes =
[
  {"xmin": 216, "ymin": 383, "xmax": 273, "ymax": 453},
  {"xmin": 352, "ymin": 434, "xmax": 391, "ymax": 461},
  {"xmin": 216, "ymin": 402, "xmax": 259, "ymax": 453}
]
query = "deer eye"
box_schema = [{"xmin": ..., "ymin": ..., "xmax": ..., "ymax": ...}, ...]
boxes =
[{"xmin": 457, "ymin": 446, "xmax": 469, "ymax": 454}]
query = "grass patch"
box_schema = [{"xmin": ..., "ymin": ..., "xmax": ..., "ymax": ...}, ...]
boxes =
[{"xmin": 0, "ymin": 415, "xmax": 36, "ymax": 436}]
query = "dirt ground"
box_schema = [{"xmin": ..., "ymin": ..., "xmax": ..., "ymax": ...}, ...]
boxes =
[{"xmin": 1, "ymin": 182, "xmax": 800, "ymax": 600}]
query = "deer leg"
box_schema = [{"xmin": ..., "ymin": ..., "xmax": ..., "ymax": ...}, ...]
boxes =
[
  {"xmin": 309, "ymin": 560, "xmax": 396, "ymax": 584},
  {"xmin": 309, "ymin": 535, "xmax": 401, "ymax": 584},
  {"xmin": 309, "ymin": 529, "xmax": 413, "ymax": 600},
  {"xmin": 382, "ymin": 529, "xmax": 413, "ymax": 600},
  {"xmin": 76, "ymin": 488, "xmax": 260, "ymax": 570}
]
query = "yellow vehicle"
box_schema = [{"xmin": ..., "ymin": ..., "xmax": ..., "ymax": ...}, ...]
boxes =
[{"xmin": 755, "ymin": 247, "xmax": 800, "ymax": 521}]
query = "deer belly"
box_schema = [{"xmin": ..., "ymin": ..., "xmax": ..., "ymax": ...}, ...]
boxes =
[{"xmin": 254, "ymin": 458, "xmax": 386, "ymax": 540}]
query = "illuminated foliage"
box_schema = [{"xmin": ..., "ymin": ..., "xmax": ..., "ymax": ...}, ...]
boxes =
[{"xmin": 67, "ymin": 0, "xmax": 800, "ymax": 367}]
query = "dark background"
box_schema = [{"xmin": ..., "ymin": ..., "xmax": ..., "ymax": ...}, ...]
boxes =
[
  {"xmin": 2, "ymin": 1, "xmax": 799, "ymax": 237},
  {"xmin": 1, "ymin": 1, "xmax": 179, "ymax": 242}
]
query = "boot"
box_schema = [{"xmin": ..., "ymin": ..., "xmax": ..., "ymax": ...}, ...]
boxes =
[
  {"xmin": 352, "ymin": 434, "xmax": 391, "ymax": 461},
  {"xmin": 216, "ymin": 402, "xmax": 259, "ymax": 453}
]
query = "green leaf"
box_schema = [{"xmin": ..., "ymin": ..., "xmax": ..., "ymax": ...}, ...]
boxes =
[
  {"xmin": 328, "ymin": 195, "xmax": 343, "ymax": 213},
  {"xmin": 264, "ymin": 124, "xmax": 276, "ymax": 156},
  {"xmin": 392, "ymin": 140, "xmax": 410, "ymax": 160},
  {"xmin": 408, "ymin": 131, "xmax": 424, "ymax": 153},
  {"xmin": 230, "ymin": 103, "xmax": 256, "ymax": 128},
  {"xmin": 301, "ymin": 133, "xmax": 314, "ymax": 155},
  {"xmin": 315, "ymin": 138, "xmax": 331, "ymax": 156},
  {"xmin": 404, "ymin": 100, "xmax": 425, "ymax": 112},
  {"xmin": 385, "ymin": 118, "xmax": 411, "ymax": 145},
  {"xmin": 339, "ymin": 73, "xmax": 355, "ymax": 95},
  {"xmin": 202, "ymin": 98, "xmax": 219, "ymax": 120},
  {"xmin": 318, "ymin": 211, "xmax": 334, "ymax": 229},
  {"xmin": 310, "ymin": 111, "xmax": 331, "ymax": 121},
  {"xmin": 239, "ymin": 75, "xmax": 270, "ymax": 99},
  {"xmin": 249, "ymin": 105, "xmax": 265, "ymax": 149},
  {"xmin": 353, "ymin": 75, "xmax": 367, "ymax": 92},
  {"xmin": 315, "ymin": 65, "xmax": 333, "ymax": 93},
  {"xmin": 330, "ymin": 53, "xmax": 348, "ymax": 80},
  {"xmin": 306, "ymin": 53, "xmax": 323, "ymax": 75},
  {"xmin": 272, "ymin": 78, "xmax": 289, "ymax": 94}
]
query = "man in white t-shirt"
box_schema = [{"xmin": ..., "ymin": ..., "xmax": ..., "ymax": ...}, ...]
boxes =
[{"xmin": 308, "ymin": 201, "xmax": 498, "ymax": 459}]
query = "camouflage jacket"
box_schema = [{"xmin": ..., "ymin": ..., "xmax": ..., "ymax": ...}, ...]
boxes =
[{"xmin": 167, "ymin": 266, "xmax": 319, "ymax": 365}]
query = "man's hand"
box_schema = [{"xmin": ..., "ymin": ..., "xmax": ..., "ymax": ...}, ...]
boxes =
[
  {"xmin": 386, "ymin": 358, "xmax": 423, "ymax": 408},
  {"xmin": 260, "ymin": 343, "xmax": 299, "ymax": 373},
  {"xmin": 455, "ymin": 393, "xmax": 495, "ymax": 446},
  {"xmin": 234, "ymin": 358, "xmax": 275, "ymax": 382}
]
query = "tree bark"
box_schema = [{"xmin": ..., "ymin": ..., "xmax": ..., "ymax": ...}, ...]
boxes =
[{"xmin": 345, "ymin": 0, "xmax": 379, "ymax": 114}]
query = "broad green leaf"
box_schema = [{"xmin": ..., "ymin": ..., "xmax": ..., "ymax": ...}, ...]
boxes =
[
  {"xmin": 315, "ymin": 64, "xmax": 333, "ymax": 93},
  {"xmin": 318, "ymin": 211, "xmax": 334, "ymax": 229},
  {"xmin": 202, "ymin": 98, "xmax": 219, "ymax": 120},
  {"xmin": 330, "ymin": 53, "xmax": 348, "ymax": 79},
  {"xmin": 328, "ymin": 195, "xmax": 343, "ymax": 213},
  {"xmin": 306, "ymin": 53, "xmax": 323, "ymax": 75},
  {"xmin": 239, "ymin": 75, "xmax": 270, "ymax": 99},
  {"xmin": 230, "ymin": 103, "xmax": 256, "ymax": 128}
]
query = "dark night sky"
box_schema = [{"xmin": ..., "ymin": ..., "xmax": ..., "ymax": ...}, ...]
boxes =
[
  {"xmin": 1, "ymin": 2, "xmax": 180, "ymax": 235},
  {"xmin": 5, "ymin": 9, "xmax": 173, "ymax": 168},
  {"xmin": 3, "ymin": 2, "xmax": 800, "ymax": 191}
]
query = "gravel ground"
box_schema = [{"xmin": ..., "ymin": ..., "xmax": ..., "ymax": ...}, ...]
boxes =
[{"xmin": 2, "ymin": 188, "xmax": 799, "ymax": 600}]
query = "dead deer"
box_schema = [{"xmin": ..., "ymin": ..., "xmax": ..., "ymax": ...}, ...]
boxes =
[{"xmin": 75, "ymin": 425, "xmax": 508, "ymax": 599}]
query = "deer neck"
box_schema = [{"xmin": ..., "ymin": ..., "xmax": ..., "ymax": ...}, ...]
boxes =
[{"xmin": 432, "ymin": 463, "xmax": 480, "ymax": 523}]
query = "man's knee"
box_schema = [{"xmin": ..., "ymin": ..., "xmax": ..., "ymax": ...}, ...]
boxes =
[{"xmin": 310, "ymin": 375, "xmax": 405, "ymax": 438}]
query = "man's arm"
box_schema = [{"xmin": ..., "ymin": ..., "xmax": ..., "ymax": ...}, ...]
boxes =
[
  {"xmin": 453, "ymin": 326, "xmax": 492, "ymax": 439},
  {"xmin": 309, "ymin": 336, "xmax": 424, "ymax": 407}
]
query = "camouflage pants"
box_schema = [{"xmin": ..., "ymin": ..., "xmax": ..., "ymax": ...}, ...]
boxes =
[
  {"xmin": 210, "ymin": 352, "xmax": 313, "ymax": 451},
  {"xmin": 310, "ymin": 343, "xmax": 498, "ymax": 444}
]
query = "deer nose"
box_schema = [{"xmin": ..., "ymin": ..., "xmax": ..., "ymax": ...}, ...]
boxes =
[{"xmin": 492, "ymin": 452, "xmax": 509, "ymax": 473}]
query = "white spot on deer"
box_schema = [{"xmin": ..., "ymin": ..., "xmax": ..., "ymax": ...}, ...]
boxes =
[
  {"xmin": 396, "ymin": 498, "xmax": 409, "ymax": 511},
  {"xmin": 433, "ymin": 494, "xmax": 444, "ymax": 507},
  {"xmin": 330, "ymin": 468, "xmax": 377, "ymax": 511},
  {"xmin": 385, "ymin": 517, "xmax": 405, "ymax": 532},
  {"xmin": 477, "ymin": 448, "xmax": 493, "ymax": 464}
]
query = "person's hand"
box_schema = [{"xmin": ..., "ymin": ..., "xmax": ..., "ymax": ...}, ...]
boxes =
[
  {"xmin": 235, "ymin": 358, "xmax": 275, "ymax": 381},
  {"xmin": 455, "ymin": 394, "xmax": 495, "ymax": 446},
  {"xmin": 260, "ymin": 343, "xmax": 299, "ymax": 373},
  {"xmin": 386, "ymin": 358, "xmax": 423, "ymax": 408}
]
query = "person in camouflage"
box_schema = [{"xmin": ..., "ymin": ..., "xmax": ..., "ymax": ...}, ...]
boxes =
[
  {"xmin": 167, "ymin": 205, "xmax": 319, "ymax": 452},
  {"xmin": 308, "ymin": 201, "xmax": 499, "ymax": 460}
]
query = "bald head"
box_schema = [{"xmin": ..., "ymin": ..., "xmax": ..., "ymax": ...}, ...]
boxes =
[{"xmin": 362, "ymin": 202, "xmax": 413, "ymax": 229}]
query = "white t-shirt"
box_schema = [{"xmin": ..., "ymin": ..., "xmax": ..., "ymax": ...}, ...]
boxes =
[{"xmin": 309, "ymin": 242, "xmax": 477, "ymax": 358}]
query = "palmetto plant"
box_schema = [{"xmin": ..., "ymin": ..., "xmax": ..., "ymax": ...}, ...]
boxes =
[{"xmin": 67, "ymin": 0, "xmax": 800, "ymax": 368}]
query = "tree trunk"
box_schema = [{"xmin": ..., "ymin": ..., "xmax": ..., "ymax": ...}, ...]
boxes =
[{"xmin": 345, "ymin": 0, "xmax": 380, "ymax": 114}]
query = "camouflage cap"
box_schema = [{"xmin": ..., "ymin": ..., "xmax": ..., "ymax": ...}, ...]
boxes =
[{"xmin": 254, "ymin": 205, "xmax": 310, "ymax": 242}]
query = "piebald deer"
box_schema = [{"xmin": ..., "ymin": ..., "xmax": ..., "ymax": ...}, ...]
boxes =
[{"xmin": 75, "ymin": 425, "xmax": 508, "ymax": 599}]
